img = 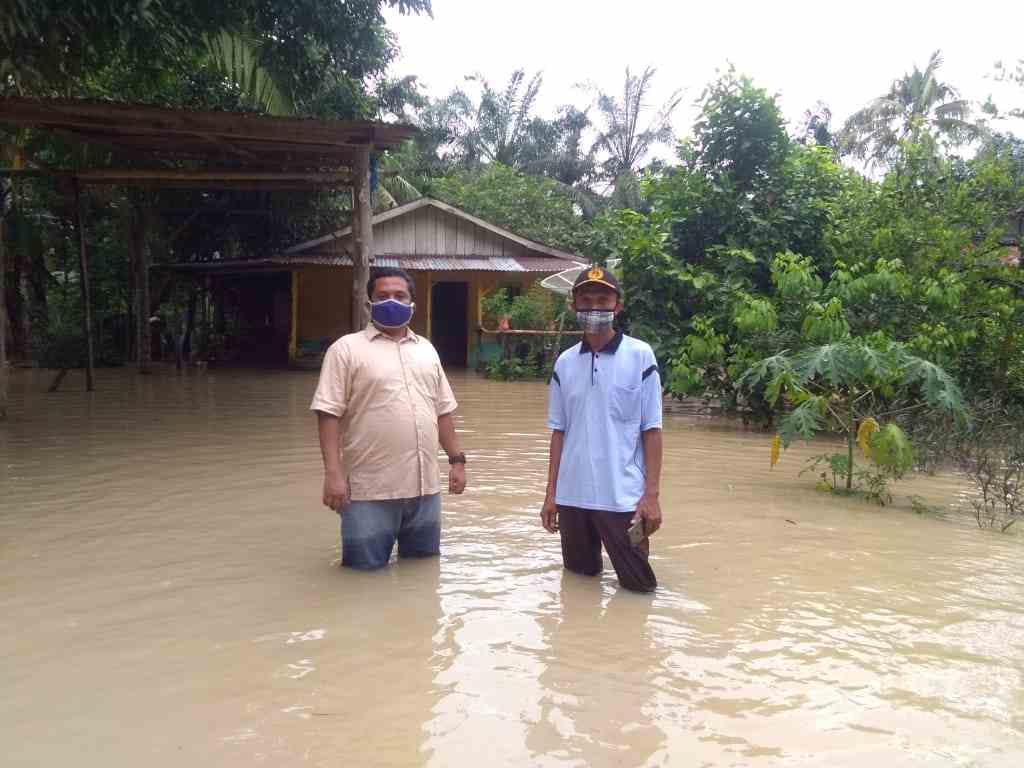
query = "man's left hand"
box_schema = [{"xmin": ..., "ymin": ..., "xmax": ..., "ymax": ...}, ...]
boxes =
[
  {"xmin": 449, "ymin": 464, "xmax": 466, "ymax": 494},
  {"xmin": 632, "ymin": 492, "xmax": 662, "ymax": 536}
]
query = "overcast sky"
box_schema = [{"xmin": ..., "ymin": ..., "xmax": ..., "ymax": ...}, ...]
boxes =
[{"xmin": 384, "ymin": 0, "xmax": 1023, "ymax": 155}]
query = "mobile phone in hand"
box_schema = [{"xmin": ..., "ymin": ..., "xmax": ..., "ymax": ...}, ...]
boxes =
[{"xmin": 627, "ymin": 518, "xmax": 645, "ymax": 546}]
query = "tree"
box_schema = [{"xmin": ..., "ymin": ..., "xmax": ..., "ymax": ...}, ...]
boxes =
[
  {"xmin": 2, "ymin": 0, "xmax": 432, "ymax": 113},
  {"xmin": 456, "ymin": 69, "xmax": 549, "ymax": 170},
  {"xmin": 586, "ymin": 66, "xmax": 682, "ymax": 208},
  {"xmin": 203, "ymin": 30, "xmax": 295, "ymax": 116},
  {"xmin": 986, "ymin": 59, "xmax": 1024, "ymax": 122},
  {"xmin": 741, "ymin": 337, "xmax": 968, "ymax": 502},
  {"xmin": 602, "ymin": 64, "xmax": 1023, "ymax": 439},
  {"xmin": 798, "ymin": 102, "xmax": 839, "ymax": 154},
  {"xmin": 605, "ymin": 71, "xmax": 846, "ymax": 402},
  {"xmin": 0, "ymin": 0, "xmax": 433, "ymax": 390},
  {"xmin": 840, "ymin": 50, "xmax": 981, "ymax": 166},
  {"xmin": 429, "ymin": 163, "xmax": 592, "ymax": 254}
]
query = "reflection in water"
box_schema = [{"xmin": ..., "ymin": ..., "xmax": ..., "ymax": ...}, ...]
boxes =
[
  {"xmin": 528, "ymin": 573, "xmax": 666, "ymax": 766},
  {"xmin": 1, "ymin": 366, "xmax": 1023, "ymax": 767}
]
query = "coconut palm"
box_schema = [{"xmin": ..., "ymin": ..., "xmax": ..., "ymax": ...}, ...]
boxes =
[{"xmin": 841, "ymin": 50, "xmax": 982, "ymax": 166}]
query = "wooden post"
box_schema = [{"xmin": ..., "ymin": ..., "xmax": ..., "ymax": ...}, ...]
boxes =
[
  {"xmin": 73, "ymin": 180, "xmax": 95, "ymax": 392},
  {"xmin": 129, "ymin": 208, "xmax": 150, "ymax": 373},
  {"xmin": 0, "ymin": 183, "xmax": 8, "ymax": 419},
  {"xmin": 425, "ymin": 270, "xmax": 433, "ymax": 337},
  {"xmin": 289, "ymin": 270, "xmax": 299, "ymax": 363},
  {"xmin": 140, "ymin": 210, "xmax": 153, "ymax": 372},
  {"xmin": 350, "ymin": 149, "xmax": 372, "ymax": 332}
]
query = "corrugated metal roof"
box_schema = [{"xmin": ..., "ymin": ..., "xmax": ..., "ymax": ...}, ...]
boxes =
[{"xmin": 170, "ymin": 254, "xmax": 579, "ymax": 273}]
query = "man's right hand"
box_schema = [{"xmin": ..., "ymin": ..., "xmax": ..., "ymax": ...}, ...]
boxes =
[
  {"xmin": 323, "ymin": 472, "xmax": 350, "ymax": 512},
  {"xmin": 540, "ymin": 495, "xmax": 559, "ymax": 533}
]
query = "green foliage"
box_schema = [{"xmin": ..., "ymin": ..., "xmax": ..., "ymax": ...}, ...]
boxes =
[
  {"xmin": 604, "ymin": 64, "xmax": 1023, "ymax": 429},
  {"xmin": 204, "ymin": 31, "xmax": 295, "ymax": 116},
  {"xmin": 743, "ymin": 337, "xmax": 966, "ymax": 501},
  {"xmin": 734, "ymin": 297, "xmax": 777, "ymax": 334},
  {"xmin": 869, "ymin": 423, "xmax": 916, "ymax": 474},
  {"xmin": 480, "ymin": 286, "xmax": 563, "ymax": 331},
  {"xmin": 480, "ymin": 285, "xmax": 571, "ymax": 382},
  {"xmin": 586, "ymin": 66, "xmax": 682, "ymax": 208},
  {"xmin": 692, "ymin": 67, "xmax": 790, "ymax": 191},
  {"xmin": 840, "ymin": 50, "xmax": 981, "ymax": 166},
  {"xmin": 801, "ymin": 452, "xmax": 851, "ymax": 491},
  {"xmin": 1, "ymin": 1, "xmax": 438, "ymax": 377},
  {"xmin": 430, "ymin": 164, "xmax": 591, "ymax": 253},
  {"xmin": 480, "ymin": 288, "xmax": 512, "ymax": 327},
  {"xmin": 484, "ymin": 357, "xmax": 543, "ymax": 381},
  {"xmin": 3, "ymin": 1, "xmax": 431, "ymax": 110}
]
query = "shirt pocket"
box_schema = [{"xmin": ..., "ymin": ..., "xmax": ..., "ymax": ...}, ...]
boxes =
[{"xmin": 609, "ymin": 383, "xmax": 641, "ymax": 424}]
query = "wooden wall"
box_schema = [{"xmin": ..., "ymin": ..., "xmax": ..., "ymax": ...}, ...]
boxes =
[
  {"xmin": 293, "ymin": 266, "xmax": 537, "ymax": 366},
  {"xmin": 342, "ymin": 204, "xmax": 534, "ymax": 259}
]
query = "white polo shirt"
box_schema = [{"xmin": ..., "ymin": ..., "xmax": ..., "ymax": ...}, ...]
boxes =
[{"xmin": 547, "ymin": 332, "xmax": 663, "ymax": 513}]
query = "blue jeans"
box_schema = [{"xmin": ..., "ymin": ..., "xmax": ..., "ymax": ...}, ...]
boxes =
[{"xmin": 340, "ymin": 494, "xmax": 441, "ymax": 570}]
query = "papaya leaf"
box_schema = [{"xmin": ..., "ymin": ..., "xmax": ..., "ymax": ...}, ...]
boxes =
[
  {"xmin": 901, "ymin": 356, "xmax": 968, "ymax": 422},
  {"xmin": 794, "ymin": 342, "xmax": 856, "ymax": 388},
  {"xmin": 738, "ymin": 352, "xmax": 792, "ymax": 394},
  {"xmin": 869, "ymin": 424, "xmax": 915, "ymax": 475},
  {"xmin": 779, "ymin": 396, "xmax": 825, "ymax": 446}
]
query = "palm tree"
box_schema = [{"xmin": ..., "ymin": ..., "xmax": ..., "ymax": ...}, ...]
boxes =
[
  {"xmin": 459, "ymin": 69, "xmax": 547, "ymax": 169},
  {"xmin": 586, "ymin": 66, "xmax": 682, "ymax": 208},
  {"xmin": 841, "ymin": 50, "xmax": 981, "ymax": 166},
  {"xmin": 799, "ymin": 101, "xmax": 840, "ymax": 154},
  {"xmin": 204, "ymin": 31, "xmax": 295, "ymax": 116}
]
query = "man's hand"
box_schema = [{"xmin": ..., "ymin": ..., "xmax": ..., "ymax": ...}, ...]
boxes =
[
  {"xmin": 323, "ymin": 471, "xmax": 350, "ymax": 512},
  {"xmin": 449, "ymin": 464, "xmax": 466, "ymax": 494},
  {"xmin": 540, "ymin": 495, "xmax": 559, "ymax": 533},
  {"xmin": 632, "ymin": 492, "xmax": 662, "ymax": 536}
]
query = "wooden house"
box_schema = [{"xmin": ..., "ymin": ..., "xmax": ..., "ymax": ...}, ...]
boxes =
[{"xmin": 181, "ymin": 198, "xmax": 584, "ymax": 367}]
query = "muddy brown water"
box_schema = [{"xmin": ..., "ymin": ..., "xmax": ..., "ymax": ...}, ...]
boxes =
[{"xmin": 2, "ymin": 367, "xmax": 1022, "ymax": 767}]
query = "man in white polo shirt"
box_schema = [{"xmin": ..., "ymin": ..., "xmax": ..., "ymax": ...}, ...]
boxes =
[{"xmin": 540, "ymin": 265, "xmax": 663, "ymax": 592}]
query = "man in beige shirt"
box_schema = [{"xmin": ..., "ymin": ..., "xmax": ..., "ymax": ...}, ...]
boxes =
[{"xmin": 311, "ymin": 267, "xmax": 466, "ymax": 570}]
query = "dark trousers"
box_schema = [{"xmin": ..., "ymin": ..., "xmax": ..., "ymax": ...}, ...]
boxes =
[{"xmin": 557, "ymin": 505, "xmax": 657, "ymax": 593}]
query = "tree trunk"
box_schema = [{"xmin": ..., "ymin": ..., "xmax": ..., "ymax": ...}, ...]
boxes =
[
  {"xmin": 182, "ymin": 287, "xmax": 197, "ymax": 364},
  {"xmin": 131, "ymin": 207, "xmax": 150, "ymax": 373},
  {"xmin": 0, "ymin": 182, "xmax": 9, "ymax": 419},
  {"xmin": 47, "ymin": 368, "xmax": 68, "ymax": 393},
  {"xmin": 847, "ymin": 413, "xmax": 856, "ymax": 491},
  {"xmin": 125, "ymin": 217, "xmax": 135, "ymax": 362},
  {"xmin": 27, "ymin": 238, "xmax": 49, "ymax": 360},
  {"xmin": 73, "ymin": 181, "xmax": 95, "ymax": 391},
  {"xmin": 8, "ymin": 229, "xmax": 28, "ymax": 359},
  {"xmin": 350, "ymin": 149, "xmax": 372, "ymax": 332}
]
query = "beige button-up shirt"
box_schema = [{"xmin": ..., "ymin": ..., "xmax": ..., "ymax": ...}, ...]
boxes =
[{"xmin": 310, "ymin": 325, "xmax": 458, "ymax": 501}]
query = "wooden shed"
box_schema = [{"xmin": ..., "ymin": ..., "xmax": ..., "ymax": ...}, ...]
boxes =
[{"xmin": 178, "ymin": 198, "xmax": 583, "ymax": 367}]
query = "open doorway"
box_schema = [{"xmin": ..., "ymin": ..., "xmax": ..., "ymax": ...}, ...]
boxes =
[{"xmin": 430, "ymin": 281, "xmax": 469, "ymax": 367}]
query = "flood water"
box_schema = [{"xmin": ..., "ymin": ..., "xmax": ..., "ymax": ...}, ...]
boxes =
[{"xmin": 2, "ymin": 367, "xmax": 1023, "ymax": 767}]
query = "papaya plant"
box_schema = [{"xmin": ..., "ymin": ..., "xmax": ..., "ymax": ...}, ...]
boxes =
[{"xmin": 742, "ymin": 337, "xmax": 969, "ymax": 503}]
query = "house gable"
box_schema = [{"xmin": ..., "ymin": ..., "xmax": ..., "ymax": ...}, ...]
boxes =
[{"xmin": 285, "ymin": 198, "xmax": 579, "ymax": 263}]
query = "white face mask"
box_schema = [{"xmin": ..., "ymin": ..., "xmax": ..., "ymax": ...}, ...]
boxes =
[{"xmin": 576, "ymin": 310, "xmax": 615, "ymax": 332}]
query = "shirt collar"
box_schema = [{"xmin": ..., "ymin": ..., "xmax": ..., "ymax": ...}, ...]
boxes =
[
  {"xmin": 580, "ymin": 331, "xmax": 623, "ymax": 355},
  {"xmin": 365, "ymin": 324, "xmax": 419, "ymax": 342}
]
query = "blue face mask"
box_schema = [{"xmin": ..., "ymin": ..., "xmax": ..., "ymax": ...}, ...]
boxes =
[{"xmin": 370, "ymin": 299, "xmax": 415, "ymax": 329}]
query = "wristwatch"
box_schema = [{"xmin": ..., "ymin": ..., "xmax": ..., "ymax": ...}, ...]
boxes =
[{"xmin": 448, "ymin": 452, "xmax": 467, "ymax": 465}]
